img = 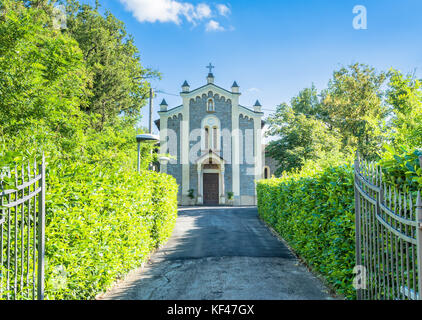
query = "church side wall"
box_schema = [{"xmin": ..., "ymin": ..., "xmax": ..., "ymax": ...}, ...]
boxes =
[
  {"xmin": 167, "ymin": 114, "xmax": 183, "ymax": 203},
  {"xmin": 239, "ymin": 115, "xmax": 256, "ymax": 204}
]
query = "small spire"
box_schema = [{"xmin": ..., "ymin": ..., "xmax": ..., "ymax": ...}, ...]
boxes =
[
  {"xmin": 182, "ymin": 80, "xmax": 190, "ymax": 93},
  {"xmin": 160, "ymin": 99, "xmax": 168, "ymax": 106},
  {"xmin": 232, "ymin": 81, "xmax": 239, "ymax": 88},
  {"xmin": 254, "ymin": 100, "xmax": 262, "ymax": 107}
]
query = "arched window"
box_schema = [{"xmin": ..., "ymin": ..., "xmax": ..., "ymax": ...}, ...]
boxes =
[
  {"xmin": 201, "ymin": 116, "xmax": 220, "ymax": 153},
  {"xmin": 205, "ymin": 126, "xmax": 209, "ymax": 150},
  {"xmin": 264, "ymin": 166, "xmax": 270, "ymax": 179},
  {"xmin": 207, "ymin": 99, "xmax": 214, "ymax": 112},
  {"xmin": 212, "ymin": 126, "xmax": 218, "ymax": 150}
]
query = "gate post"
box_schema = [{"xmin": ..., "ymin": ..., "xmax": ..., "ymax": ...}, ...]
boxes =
[
  {"xmin": 416, "ymin": 155, "xmax": 422, "ymax": 300},
  {"xmin": 354, "ymin": 152, "xmax": 362, "ymax": 300},
  {"xmin": 37, "ymin": 154, "xmax": 45, "ymax": 300}
]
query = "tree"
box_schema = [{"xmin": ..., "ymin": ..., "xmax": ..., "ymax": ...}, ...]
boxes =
[
  {"xmin": 320, "ymin": 63, "xmax": 388, "ymax": 158},
  {"xmin": 266, "ymin": 87, "xmax": 343, "ymax": 175},
  {"xmin": 64, "ymin": 0, "xmax": 158, "ymax": 130},
  {"xmin": 0, "ymin": 0, "xmax": 90, "ymax": 157},
  {"xmin": 289, "ymin": 84, "xmax": 322, "ymax": 118},
  {"xmin": 386, "ymin": 69, "xmax": 422, "ymax": 149}
]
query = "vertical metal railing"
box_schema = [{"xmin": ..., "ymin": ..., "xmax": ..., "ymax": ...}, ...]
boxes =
[
  {"xmin": 354, "ymin": 153, "xmax": 422, "ymax": 300},
  {"xmin": 0, "ymin": 155, "xmax": 45, "ymax": 300}
]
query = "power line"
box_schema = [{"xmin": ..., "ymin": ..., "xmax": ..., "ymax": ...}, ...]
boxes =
[{"xmin": 153, "ymin": 89, "xmax": 180, "ymax": 97}]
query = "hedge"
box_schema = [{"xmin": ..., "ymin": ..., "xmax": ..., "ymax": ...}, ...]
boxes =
[
  {"xmin": 257, "ymin": 164, "xmax": 356, "ymax": 299},
  {"xmin": 44, "ymin": 161, "xmax": 178, "ymax": 300}
]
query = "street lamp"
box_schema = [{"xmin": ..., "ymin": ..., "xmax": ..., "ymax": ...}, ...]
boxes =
[
  {"xmin": 158, "ymin": 156, "xmax": 170, "ymax": 165},
  {"xmin": 136, "ymin": 133, "xmax": 159, "ymax": 173}
]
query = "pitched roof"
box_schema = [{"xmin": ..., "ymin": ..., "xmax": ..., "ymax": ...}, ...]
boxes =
[
  {"xmin": 160, "ymin": 99, "xmax": 168, "ymax": 105},
  {"xmin": 254, "ymin": 100, "xmax": 262, "ymax": 107},
  {"xmin": 182, "ymin": 82, "xmax": 239, "ymax": 96},
  {"xmin": 182, "ymin": 80, "xmax": 189, "ymax": 87}
]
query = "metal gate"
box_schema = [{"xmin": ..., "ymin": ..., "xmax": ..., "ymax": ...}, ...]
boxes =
[
  {"xmin": 354, "ymin": 154, "xmax": 422, "ymax": 300},
  {"xmin": 0, "ymin": 156, "xmax": 45, "ymax": 300}
]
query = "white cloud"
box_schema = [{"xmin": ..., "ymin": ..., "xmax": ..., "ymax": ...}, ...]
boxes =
[
  {"xmin": 196, "ymin": 3, "xmax": 212, "ymax": 19},
  {"xmin": 120, "ymin": 0, "xmax": 212, "ymax": 24},
  {"xmin": 216, "ymin": 4, "xmax": 231, "ymax": 17},
  {"xmin": 247, "ymin": 88, "xmax": 262, "ymax": 93},
  {"xmin": 205, "ymin": 20, "xmax": 225, "ymax": 32},
  {"xmin": 119, "ymin": 0, "xmax": 232, "ymax": 32}
]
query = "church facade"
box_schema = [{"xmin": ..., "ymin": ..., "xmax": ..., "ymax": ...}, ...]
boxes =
[{"xmin": 156, "ymin": 67, "xmax": 267, "ymax": 206}]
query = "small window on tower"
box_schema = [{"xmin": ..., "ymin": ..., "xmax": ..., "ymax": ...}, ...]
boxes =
[
  {"xmin": 207, "ymin": 99, "xmax": 214, "ymax": 112},
  {"xmin": 205, "ymin": 127, "xmax": 209, "ymax": 149}
]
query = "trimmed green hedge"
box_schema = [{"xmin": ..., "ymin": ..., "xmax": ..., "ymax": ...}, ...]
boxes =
[
  {"xmin": 257, "ymin": 164, "xmax": 356, "ymax": 299},
  {"xmin": 44, "ymin": 162, "xmax": 178, "ymax": 300}
]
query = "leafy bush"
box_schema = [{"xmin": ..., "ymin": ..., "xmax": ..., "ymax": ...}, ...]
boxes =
[
  {"xmin": 379, "ymin": 145, "xmax": 422, "ymax": 190},
  {"xmin": 44, "ymin": 162, "xmax": 177, "ymax": 300},
  {"xmin": 257, "ymin": 164, "xmax": 356, "ymax": 299}
]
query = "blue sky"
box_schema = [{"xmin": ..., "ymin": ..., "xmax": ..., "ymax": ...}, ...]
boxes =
[{"xmin": 91, "ymin": 0, "xmax": 422, "ymax": 134}]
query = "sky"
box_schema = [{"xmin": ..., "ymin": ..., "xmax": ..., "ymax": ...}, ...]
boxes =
[{"xmin": 88, "ymin": 0, "xmax": 422, "ymax": 135}]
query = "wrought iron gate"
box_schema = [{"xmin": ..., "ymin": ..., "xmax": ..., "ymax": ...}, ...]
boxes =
[
  {"xmin": 0, "ymin": 156, "xmax": 45, "ymax": 300},
  {"xmin": 354, "ymin": 154, "xmax": 422, "ymax": 300}
]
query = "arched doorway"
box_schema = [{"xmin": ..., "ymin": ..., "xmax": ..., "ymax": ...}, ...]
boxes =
[{"xmin": 196, "ymin": 151, "xmax": 225, "ymax": 205}]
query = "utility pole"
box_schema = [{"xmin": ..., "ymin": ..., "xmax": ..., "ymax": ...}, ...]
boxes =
[{"xmin": 149, "ymin": 88, "xmax": 153, "ymax": 134}]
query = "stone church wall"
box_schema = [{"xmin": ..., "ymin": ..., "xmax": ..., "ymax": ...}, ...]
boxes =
[
  {"xmin": 167, "ymin": 114, "xmax": 183, "ymax": 202},
  {"xmin": 239, "ymin": 115, "xmax": 256, "ymax": 201},
  {"xmin": 188, "ymin": 92, "xmax": 233, "ymax": 197}
]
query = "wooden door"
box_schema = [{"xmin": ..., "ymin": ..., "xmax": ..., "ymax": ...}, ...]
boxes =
[{"xmin": 203, "ymin": 173, "xmax": 219, "ymax": 205}]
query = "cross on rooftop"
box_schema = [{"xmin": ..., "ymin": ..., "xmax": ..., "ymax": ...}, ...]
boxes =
[{"xmin": 206, "ymin": 63, "xmax": 215, "ymax": 74}]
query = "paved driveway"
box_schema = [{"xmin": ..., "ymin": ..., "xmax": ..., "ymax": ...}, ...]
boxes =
[{"xmin": 99, "ymin": 207, "xmax": 332, "ymax": 300}]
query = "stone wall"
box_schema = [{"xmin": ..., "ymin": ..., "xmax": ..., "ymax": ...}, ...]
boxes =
[
  {"xmin": 239, "ymin": 115, "xmax": 256, "ymax": 197},
  {"xmin": 188, "ymin": 92, "xmax": 233, "ymax": 197},
  {"xmin": 167, "ymin": 113, "xmax": 183, "ymax": 201}
]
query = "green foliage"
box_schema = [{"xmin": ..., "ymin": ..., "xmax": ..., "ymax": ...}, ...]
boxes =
[
  {"xmin": 227, "ymin": 191, "xmax": 234, "ymax": 200},
  {"xmin": 64, "ymin": 0, "xmax": 159, "ymax": 130},
  {"xmin": 266, "ymin": 89, "xmax": 344, "ymax": 175},
  {"xmin": 257, "ymin": 164, "xmax": 356, "ymax": 299},
  {"xmin": 266, "ymin": 64, "xmax": 390, "ymax": 174},
  {"xmin": 45, "ymin": 164, "xmax": 177, "ymax": 299},
  {"xmin": 0, "ymin": 0, "xmax": 178, "ymax": 300},
  {"xmin": 379, "ymin": 145, "xmax": 422, "ymax": 190},
  {"xmin": 321, "ymin": 63, "xmax": 388, "ymax": 158},
  {"xmin": 188, "ymin": 189, "xmax": 195, "ymax": 200},
  {"xmin": 386, "ymin": 70, "xmax": 422, "ymax": 149},
  {"xmin": 0, "ymin": 0, "xmax": 90, "ymax": 150}
]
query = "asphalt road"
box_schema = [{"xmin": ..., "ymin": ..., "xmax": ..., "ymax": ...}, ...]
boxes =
[{"xmin": 99, "ymin": 206, "xmax": 332, "ymax": 300}]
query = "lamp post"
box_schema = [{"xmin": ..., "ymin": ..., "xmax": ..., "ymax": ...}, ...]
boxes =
[
  {"xmin": 136, "ymin": 133, "xmax": 159, "ymax": 173},
  {"xmin": 158, "ymin": 156, "xmax": 170, "ymax": 165}
]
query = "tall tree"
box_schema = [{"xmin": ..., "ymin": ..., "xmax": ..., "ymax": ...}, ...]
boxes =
[
  {"xmin": 320, "ymin": 63, "xmax": 388, "ymax": 158},
  {"xmin": 266, "ymin": 87, "xmax": 343, "ymax": 175},
  {"xmin": 64, "ymin": 0, "xmax": 158, "ymax": 129},
  {"xmin": 386, "ymin": 69, "xmax": 422, "ymax": 149},
  {"xmin": 0, "ymin": 0, "xmax": 89, "ymax": 156}
]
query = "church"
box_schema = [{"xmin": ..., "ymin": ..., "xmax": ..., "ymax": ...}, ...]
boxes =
[{"xmin": 155, "ymin": 65, "xmax": 272, "ymax": 206}]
